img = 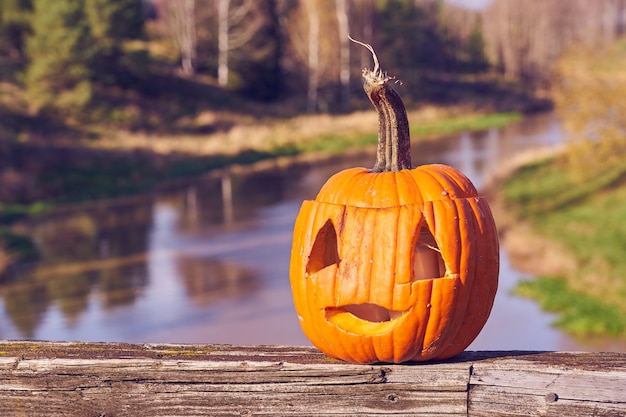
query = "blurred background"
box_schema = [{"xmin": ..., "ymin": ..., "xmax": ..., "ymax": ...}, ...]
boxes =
[{"xmin": 1, "ymin": 0, "xmax": 625, "ymax": 352}]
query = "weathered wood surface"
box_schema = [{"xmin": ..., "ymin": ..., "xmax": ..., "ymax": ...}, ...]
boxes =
[{"xmin": 0, "ymin": 341, "xmax": 624, "ymax": 416}]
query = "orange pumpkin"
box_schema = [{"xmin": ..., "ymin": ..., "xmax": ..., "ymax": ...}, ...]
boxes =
[{"xmin": 289, "ymin": 41, "xmax": 499, "ymax": 364}]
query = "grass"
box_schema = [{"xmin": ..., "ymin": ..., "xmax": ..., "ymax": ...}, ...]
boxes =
[
  {"xmin": 4, "ymin": 110, "xmax": 523, "ymax": 209},
  {"xmin": 272, "ymin": 111, "xmax": 521, "ymax": 155},
  {"xmin": 515, "ymin": 277, "xmax": 626, "ymax": 335},
  {"xmin": 411, "ymin": 112, "xmax": 520, "ymax": 137},
  {"xmin": 502, "ymin": 154, "xmax": 626, "ymax": 337}
]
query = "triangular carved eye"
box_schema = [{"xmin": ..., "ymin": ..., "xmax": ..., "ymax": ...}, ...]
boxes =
[
  {"xmin": 306, "ymin": 220, "xmax": 340, "ymax": 274},
  {"xmin": 413, "ymin": 225, "xmax": 445, "ymax": 281}
]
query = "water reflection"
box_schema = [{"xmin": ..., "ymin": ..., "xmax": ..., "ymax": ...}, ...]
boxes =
[
  {"xmin": 1, "ymin": 199, "xmax": 154, "ymax": 337},
  {"xmin": 178, "ymin": 256, "xmax": 258, "ymax": 306},
  {"xmin": 2, "ymin": 112, "xmax": 626, "ymax": 351}
]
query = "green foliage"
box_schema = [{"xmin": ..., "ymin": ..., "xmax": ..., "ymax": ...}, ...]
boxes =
[
  {"xmin": 553, "ymin": 38, "xmax": 626, "ymax": 183},
  {"xmin": 376, "ymin": 0, "xmax": 429, "ymax": 90},
  {"xmin": 275, "ymin": 112, "xmax": 520, "ymax": 157},
  {"xmin": 503, "ymin": 155, "xmax": 626, "ymax": 301},
  {"xmin": 84, "ymin": 0, "xmax": 147, "ymax": 88},
  {"xmin": 23, "ymin": 0, "xmax": 94, "ymax": 115},
  {"xmin": 0, "ymin": 227, "xmax": 37, "ymax": 262},
  {"xmin": 462, "ymin": 27, "xmax": 489, "ymax": 73},
  {"xmin": 502, "ymin": 155, "xmax": 626, "ymax": 219},
  {"xmin": 0, "ymin": 0, "xmax": 32, "ymax": 58},
  {"xmin": 516, "ymin": 277, "xmax": 626, "ymax": 336},
  {"xmin": 84, "ymin": 0, "xmax": 144, "ymax": 42},
  {"xmin": 508, "ymin": 157, "xmax": 626, "ymax": 337},
  {"xmin": 20, "ymin": 0, "xmax": 147, "ymax": 116},
  {"xmin": 503, "ymin": 39, "xmax": 626, "ymax": 336},
  {"xmin": 374, "ymin": 0, "xmax": 491, "ymax": 102},
  {"xmin": 411, "ymin": 112, "xmax": 520, "ymax": 137}
]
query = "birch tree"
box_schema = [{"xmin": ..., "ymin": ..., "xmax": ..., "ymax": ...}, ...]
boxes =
[
  {"xmin": 217, "ymin": 0, "xmax": 266, "ymax": 87},
  {"xmin": 481, "ymin": 0, "xmax": 626, "ymax": 85},
  {"xmin": 335, "ymin": 0, "xmax": 350, "ymax": 112},
  {"xmin": 165, "ymin": 0, "xmax": 197, "ymax": 75},
  {"xmin": 285, "ymin": 0, "xmax": 339, "ymax": 112},
  {"xmin": 306, "ymin": 0, "xmax": 320, "ymax": 112},
  {"xmin": 217, "ymin": 0, "xmax": 230, "ymax": 85}
]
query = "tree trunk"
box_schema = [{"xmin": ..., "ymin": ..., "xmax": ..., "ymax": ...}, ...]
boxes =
[
  {"xmin": 306, "ymin": 0, "xmax": 320, "ymax": 113},
  {"xmin": 180, "ymin": 0, "xmax": 196, "ymax": 75},
  {"xmin": 218, "ymin": 0, "xmax": 230, "ymax": 86},
  {"xmin": 335, "ymin": 0, "xmax": 350, "ymax": 112}
]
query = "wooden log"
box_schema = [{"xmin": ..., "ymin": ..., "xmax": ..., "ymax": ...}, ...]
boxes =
[
  {"xmin": 469, "ymin": 351, "xmax": 626, "ymax": 417},
  {"xmin": 0, "ymin": 341, "xmax": 624, "ymax": 416}
]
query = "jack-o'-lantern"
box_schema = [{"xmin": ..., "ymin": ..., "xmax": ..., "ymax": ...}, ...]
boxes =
[{"xmin": 289, "ymin": 40, "xmax": 499, "ymax": 364}]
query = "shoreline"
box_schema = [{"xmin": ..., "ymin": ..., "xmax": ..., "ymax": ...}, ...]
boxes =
[
  {"xmin": 482, "ymin": 145, "xmax": 578, "ymax": 278},
  {"xmin": 0, "ymin": 109, "xmax": 522, "ymax": 278}
]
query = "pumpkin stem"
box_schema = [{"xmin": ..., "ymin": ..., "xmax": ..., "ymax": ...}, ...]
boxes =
[{"xmin": 349, "ymin": 36, "xmax": 411, "ymax": 172}]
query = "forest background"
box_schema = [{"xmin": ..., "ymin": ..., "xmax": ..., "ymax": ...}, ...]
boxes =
[
  {"xmin": 1, "ymin": 0, "xmax": 626, "ymax": 337},
  {"xmin": 2, "ymin": 0, "xmax": 624, "ymax": 134}
]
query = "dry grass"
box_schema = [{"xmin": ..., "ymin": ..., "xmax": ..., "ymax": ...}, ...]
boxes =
[
  {"xmin": 488, "ymin": 190, "xmax": 578, "ymax": 278},
  {"xmin": 84, "ymin": 105, "xmax": 472, "ymax": 156}
]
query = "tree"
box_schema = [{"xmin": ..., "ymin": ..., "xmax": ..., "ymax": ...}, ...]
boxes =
[
  {"xmin": 84, "ymin": 0, "xmax": 144, "ymax": 42},
  {"xmin": 164, "ymin": 0, "xmax": 197, "ymax": 75},
  {"xmin": 217, "ymin": 0, "xmax": 230, "ymax": 85},
  {"xmin": 553, "ymin": 37, "xmax": 626, "ymax": 181},
  {"xmin": 481, "ymin": 0, "xmax": 626, "ymax": 86},
  {"xmin": 463, "ymin": 26, "xmax": 489, "ymax": 73},
  {"xmin": 84, "ymin": 0, "xmax": 147, "ymax": 87},
  {"xmin": 335, "ymin": 0, "xmax": 350, "ymax": 112},
  {"xmin": 305, "ymin": 0, "xmax": 319, "ymax": 112},
  {"xmin": 23, "ymin": 0, "xmax": 94, "ymax": 115},
  {"xmin": 284, "ymin": 0, "xmax": 339, "ymax": 112},
  {"xmin": 231, "ymin": 0, "xmax": 284, "ymax": 101},
  {"xmin": 0, "ymin": 0, "xmax": 33, "ymax": 59},
  {"xmin": 217, "ymin": 0, "xmax": 266, "ymax": 87},
  {"xmin": 375, "ymin": 0, "xmax": 430, "ymax": 96},
  {"xmin": 22, "ymin": 0, "xmax": 147, "ymax": 116}
]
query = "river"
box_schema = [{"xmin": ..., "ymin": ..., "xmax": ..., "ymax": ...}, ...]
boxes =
[{"xmin": 1, "ymin": 112, "xmax": 625, "ymax": 352}]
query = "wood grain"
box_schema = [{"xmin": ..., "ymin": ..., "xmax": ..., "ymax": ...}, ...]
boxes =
[{"xmin": 0, "ymin": 342, "xmax": 624, "ymax": 416}]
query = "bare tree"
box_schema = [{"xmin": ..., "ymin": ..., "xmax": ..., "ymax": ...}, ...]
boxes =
[
  {"xmin": 217, "ymin": 0, "xmax": 230, "ymax": 86},
  {"xmin": 217, "ymin": 0, "xmax": 266, "ymax": 87},
  {"xmin": 481, "ymin": 0, "xmax": 626, "ymax": 85},
  {"xmin": 335, "ymin": 0, "xmax": 350, "ymax": 112},
  {"xmin": 306, "ymin": 0, "xmax": 320, "ymax": 112},
  {"xmin": 284, "ymin": 0, "xmax": 342, "ymax": 112},
  {"xmin": 165, "ymin": 0, "xmax": 197, "ymax": 75}
]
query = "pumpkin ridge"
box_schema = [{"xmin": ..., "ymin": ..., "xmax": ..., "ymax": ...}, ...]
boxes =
[
  {"xmin": 358, "ymin": 208, "xmax": 377, "ymax": 304},
  {"xmin": 419, "ymin": 164, "xmax": 477, "ymax": 199},
  {"xmin": 334, "ymin": 206, "xmax": 347, "ymax": 307},
  {"xmin": 432, "ymin": 199, "xmax": 476, "ymax": 355},
  {"xmin": 293, "ymin": 202, "xmax": 325, "ymax": 353},
  {"xmin": 316, "ymin": 167, "xmax": 367, "ymax": 205},
  {"xmin": 409, "ymin": 278, "xmax": 435, "ymax": 359},
  {"xmin": 388, "ymin": 203, "xmax": 401, "ymax": 309},
  {"xmin": 397, "ymin": 169, "xmax": 424, "ymax": 206}
]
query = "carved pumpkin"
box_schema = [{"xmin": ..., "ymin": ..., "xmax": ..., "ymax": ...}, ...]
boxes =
[{"xmin": 289, "ymin": 41, "xmax": 499, "ymax": 364}]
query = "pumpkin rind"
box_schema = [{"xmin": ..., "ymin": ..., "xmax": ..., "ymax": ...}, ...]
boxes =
[{"xmin": 290, "ymin": 164, "xmax": 499, "ymax": 364}]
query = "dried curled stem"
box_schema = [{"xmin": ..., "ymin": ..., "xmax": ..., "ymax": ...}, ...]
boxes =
[{"xmin": 349, "ymin": 36, "xmax": 411, "ymax": 172}]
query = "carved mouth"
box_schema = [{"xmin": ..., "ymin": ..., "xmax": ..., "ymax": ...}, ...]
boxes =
[
  {"xmin": 325, "ymin": 303, "xmax": 408, "ymax": 335},
  {"xmin": 328, "ymin": 303, "xmax": 404, "ymax": 322}
]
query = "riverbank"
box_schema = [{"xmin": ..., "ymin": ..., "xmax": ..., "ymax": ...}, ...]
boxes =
[
  {"xmin": 488, "ymin": 149, "xmax": 626, "ymax": 338},
  {"xmin": 0, "ymin": 107, "xmax": 521, "ymax": 276}
]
